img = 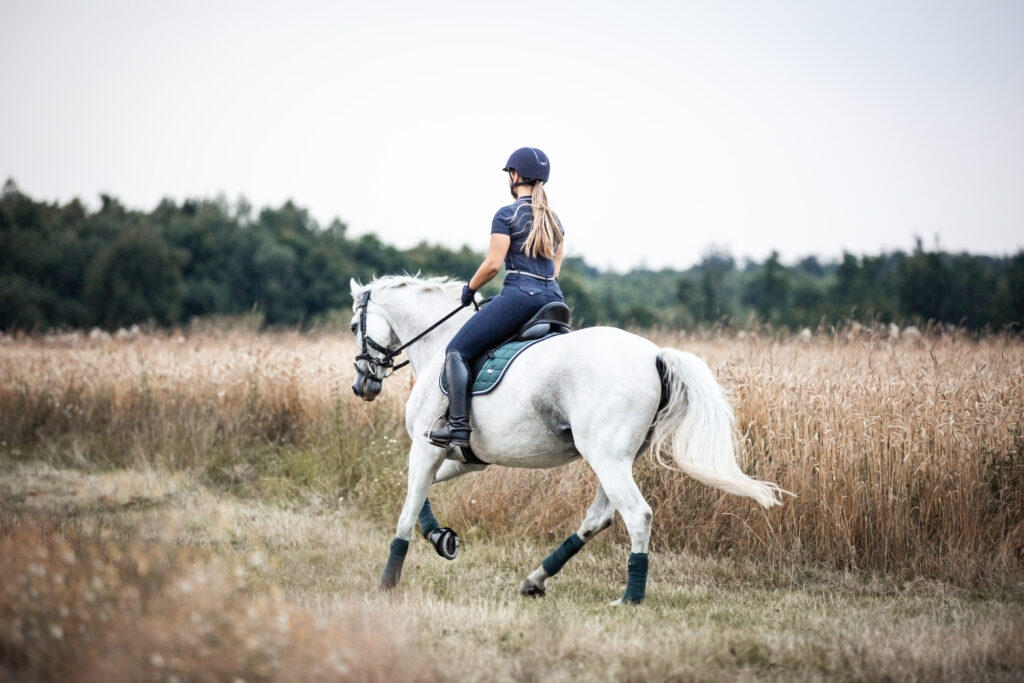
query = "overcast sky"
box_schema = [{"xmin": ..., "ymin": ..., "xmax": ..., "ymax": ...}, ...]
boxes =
[{"xmin": 2, "ymin": 1, "xmax": 1022, "ymax": 271}]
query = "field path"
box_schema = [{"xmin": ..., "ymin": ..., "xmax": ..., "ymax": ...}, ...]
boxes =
[{"xmin": 3, "ymin": 462, "xmax": 1022, "ymax": 682}]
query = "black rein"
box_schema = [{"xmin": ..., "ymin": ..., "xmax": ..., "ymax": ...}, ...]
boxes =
[{"xmin": 354, "ymin": 289, "xmax": 472, "ymax": 381}]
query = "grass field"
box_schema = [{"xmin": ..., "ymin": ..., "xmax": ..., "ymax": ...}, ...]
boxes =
[{"xmin": 2, "ymin": 327, "xmax": 1022, "ymax": 681}]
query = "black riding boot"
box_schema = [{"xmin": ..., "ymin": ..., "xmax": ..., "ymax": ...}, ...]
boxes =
[{"xmin": 428, "ymin": 351, "xmax": 472, "ymax": 448}]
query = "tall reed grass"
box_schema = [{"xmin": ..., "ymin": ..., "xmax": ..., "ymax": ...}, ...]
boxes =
[
  {"xmin": 1, "ymin": 327, "xmax": 1021, "ymax": 585},
  {"xmin": 440, "ymin": 328, "xmax": 1024, "ymax": 585},
  {"xmin": 0, "ymin": 330, "xmax": 409, "ymax": 503}
]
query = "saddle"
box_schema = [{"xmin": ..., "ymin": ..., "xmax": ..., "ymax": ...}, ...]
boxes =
[
  {"xmin": 440, "ymin": 301, "xmax": 572, "ymax": 397},
  {"xmin": 514, "ymin": 301, "xmax": 572, "ymax": 340}
]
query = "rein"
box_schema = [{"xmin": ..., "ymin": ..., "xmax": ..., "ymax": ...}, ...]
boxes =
[{"xmin": 354, "ymin": 289, "xmax": 474, "ymax": 380}]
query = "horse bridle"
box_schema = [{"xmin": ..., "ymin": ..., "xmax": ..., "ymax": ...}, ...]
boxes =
[
  {"xmin": 353, "ymin": 290, "xmax": 406, "ymax": 381},
  {"xmin": 353, "ymin": 289, "xmax": 473, "ymax": 384}
]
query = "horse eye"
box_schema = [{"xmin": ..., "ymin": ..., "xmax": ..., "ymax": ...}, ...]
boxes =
[{"xmin": 349, "ymin": 323, "xmax": 357, "ymax": 334}]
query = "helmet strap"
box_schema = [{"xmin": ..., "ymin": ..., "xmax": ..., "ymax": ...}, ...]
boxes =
[{"xmin": 509, "ymin": 179, "xmax": 537, "ymax": 199}]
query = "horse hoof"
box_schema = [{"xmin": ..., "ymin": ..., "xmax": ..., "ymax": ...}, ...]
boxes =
[
  {"xmin": 608, "ymin": 597, "xmax": 641, "ymax": 606},
  {"xmin": 378, "ymin": 571, "xmax": 401, "ymax": 591},
  {"xmin": 519, "ymin": 579, "xmax": 546, "ymax": 598},
  {"xmin": 428, "ymin": 527, "xmax": 459, "ymax": 560}
]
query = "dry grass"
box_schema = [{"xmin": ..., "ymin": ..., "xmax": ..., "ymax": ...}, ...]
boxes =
[
  {"xmin": 437, "ymin": 328, "xmax": 1024, "ymax": 585},
  {"xmin": 1, "ymin": 464, "xmax": 1021, "ymax": 682},
  {"xmin": 1, "ymin": 326, "xmax": 1024, "ymax": 679},
  {"xmin": 0, "ymin": 508, "xmax": 439, "ymax": 682},
  {"xmin": 2, "ymin": 327, "xmax": 1022, "ymax": 585},
  {"xmin": 0, "ymin": 329, "xmax": 409, "ymax": 501}
]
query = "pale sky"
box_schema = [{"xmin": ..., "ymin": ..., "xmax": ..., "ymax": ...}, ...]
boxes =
[{"xmin": 2, "ymin": 0, "xmax": 1022, "ymax": 271}]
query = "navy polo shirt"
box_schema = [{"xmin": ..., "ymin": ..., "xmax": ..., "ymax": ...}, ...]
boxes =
[{"xmin": 490, "ymin": 196, "xmax": 565, "ymax": 277}]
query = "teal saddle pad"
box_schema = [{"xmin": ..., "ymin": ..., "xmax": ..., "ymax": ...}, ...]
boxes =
[{"xmin": 439, "ymin": 334, "xmax": 557, "ymax": 397}]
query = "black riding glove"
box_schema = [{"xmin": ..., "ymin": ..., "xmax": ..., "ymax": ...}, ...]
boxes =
[{"xmin": 461, "ymin": 284, "xmax": 476, "ymax": 307}]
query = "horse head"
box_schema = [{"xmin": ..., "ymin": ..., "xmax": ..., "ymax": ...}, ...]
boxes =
[
  {"xmin": 348, "ymin": 275, "xmax": 467, "ymax": 401},
  {"xmin": 349, "ymin": 278, "xmax": 401, "ymax": 401}
]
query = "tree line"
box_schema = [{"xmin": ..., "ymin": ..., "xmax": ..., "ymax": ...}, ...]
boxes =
[{"xmin": 2, "ymin": 179, "xmax": 1022, "ymax": 333}]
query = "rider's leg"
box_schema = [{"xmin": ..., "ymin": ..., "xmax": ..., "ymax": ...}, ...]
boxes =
[
  {"xmin": 427, "ymin": 351, "xmax": 473, "ymax": 447},
  {"xmin": 521, "ymin": 484, "xmax": 615, "ymax": 596},
  {"xmin": 427, "ymin": 287, "xmax": 545, "ymax": 447}
]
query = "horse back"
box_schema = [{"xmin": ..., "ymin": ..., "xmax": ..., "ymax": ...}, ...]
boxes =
[{"xmin": 468, "ymin": 327, "xmax": 663, "ymax": 468}]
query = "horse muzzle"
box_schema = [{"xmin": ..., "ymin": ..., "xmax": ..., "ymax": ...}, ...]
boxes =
[{"xmin": 352, "ymin": 370, "xmax": 382, "ymax": 401}]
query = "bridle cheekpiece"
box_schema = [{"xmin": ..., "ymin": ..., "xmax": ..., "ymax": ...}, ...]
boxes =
[
  {"xmin": 351, "ymin": 286, "xmax": 474, "ymax": 399},
  {"xmin": 353, "ymin": 290, "xmax": 409, "ymax": 381}
]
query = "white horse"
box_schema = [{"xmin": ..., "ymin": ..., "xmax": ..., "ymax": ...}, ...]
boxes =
[{"xmin": 349, "ymin": 275, "xmax": 784, "ymax": 604}]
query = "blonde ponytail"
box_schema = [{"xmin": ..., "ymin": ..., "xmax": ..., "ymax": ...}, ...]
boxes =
[{"xmin": 523, "ymin": 182, "xmax": 562, "ymax": 259}]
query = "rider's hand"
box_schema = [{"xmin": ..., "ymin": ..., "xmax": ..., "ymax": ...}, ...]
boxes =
[{"xmin": 461, "ymin": 284, "xmax": 476, "ymax": 307}]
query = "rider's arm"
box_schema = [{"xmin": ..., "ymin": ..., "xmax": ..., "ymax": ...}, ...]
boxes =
[
  {"xmin": 554, "ymin": 240, "xmax": 564, "ymax": 278},
  {"xmin": 468, "ymin": 234, "xmax": 510, "ymax": 291}
]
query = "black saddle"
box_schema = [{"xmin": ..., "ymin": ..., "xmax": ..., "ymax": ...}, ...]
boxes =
[{"xmin": 514, "ymin": 302, "xmax": 572, "ymax": 341}]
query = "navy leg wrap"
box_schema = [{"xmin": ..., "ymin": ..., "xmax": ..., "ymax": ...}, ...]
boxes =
[
  {"xmin": 380, "ymin": 537, "xmax": 409, "ymax": 588},
  {"xmin": 541, "ymin": 533, "xmax": 585, "ymax": 576},
  {"xmin": 417, "ymin": 498, "xmax": 441, "ymax": 538},
  {"xmin": 621, "ymin": 552, "xmax": 649, "ymax": 604}
]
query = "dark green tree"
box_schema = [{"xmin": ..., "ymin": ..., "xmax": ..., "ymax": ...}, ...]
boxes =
[
  {"xmin": 698, "ymin": 250, "xmax": 735, "ymax": 322},
  {"xmin": 84, "ymin": 224, "xmax": 185, "ymax": 327},
  {"xmin": 556, "ymin": 268, "xmax": 601, "ymax": 327},
  {"xmin": 898, "ymin": 239, "xmax": 951, "ymax": 322},
  {"xmin": 742, "ymin": 250, "xmax": 791, "ymax": 322}
]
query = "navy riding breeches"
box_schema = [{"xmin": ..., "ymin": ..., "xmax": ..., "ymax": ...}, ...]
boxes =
[{"xmin": 446, "ymin": 274, "xmax": 563, "ymax": 362}]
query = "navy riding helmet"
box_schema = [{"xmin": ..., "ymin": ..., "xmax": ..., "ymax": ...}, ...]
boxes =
[{"xmin": 502, "ymin": 147, "xmax": 550, "ymax": 183}]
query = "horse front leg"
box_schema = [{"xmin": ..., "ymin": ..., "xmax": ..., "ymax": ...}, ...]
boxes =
[
  {"xmin": 416, "ymin": 497, "xmax": 460, "ymax": 560},
  {"xmin": 416, "ymin": 459, "xmax": 489, "ymax": 561},
  {"xmin": 379, "ymin": 443, "xmax": 446, "ymax": 590},
  {"xmin": 520, "ymin": 484, "xmax": 615, "ymax": 597}
]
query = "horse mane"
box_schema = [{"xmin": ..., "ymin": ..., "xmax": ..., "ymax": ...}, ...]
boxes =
[{"xmin": 352, "ymin": 273, "xmax": 465, "ymax": 302}]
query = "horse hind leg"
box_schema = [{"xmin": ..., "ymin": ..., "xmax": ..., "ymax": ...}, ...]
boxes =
[
  {"xmin": 587, "ymin": 459, "xmax": 653, "ymax": 605},
  {"xmin": 520, "ymin": 484, "xmax": 615, "ymax": 597}
]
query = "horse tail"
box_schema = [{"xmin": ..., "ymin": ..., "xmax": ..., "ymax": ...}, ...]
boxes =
[{"xmin": 650, "ymin": 349, "xmax": 785, "ymax": 508}]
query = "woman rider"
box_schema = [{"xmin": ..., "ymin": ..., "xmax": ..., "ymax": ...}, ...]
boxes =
[{"xmin": 427, "ymin": 147, "xmax": 565, "ymax": 447}]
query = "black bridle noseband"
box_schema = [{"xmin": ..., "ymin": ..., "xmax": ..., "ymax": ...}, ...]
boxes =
[{"xmin": 353, "ymin": 289, "xmax": 472, "ymax": 384}]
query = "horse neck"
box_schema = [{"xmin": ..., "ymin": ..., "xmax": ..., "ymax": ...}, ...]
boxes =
[{"xmin": 381, "ymin": 288, "xmax": 473, "ymax": 372}]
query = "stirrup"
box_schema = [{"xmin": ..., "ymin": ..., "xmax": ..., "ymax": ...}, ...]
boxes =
[
  {"xmin": 426, "ymin": 424, "xmax": 471, "ymax": 448},
  {"xmin": 424, "ymin": 414, "xmax": 471, "ymax": 448}
]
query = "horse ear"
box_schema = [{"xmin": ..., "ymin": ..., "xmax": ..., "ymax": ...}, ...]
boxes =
[{"xmin": 349, "ymin": 278, "xmax": 361, "ymax": 297}]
